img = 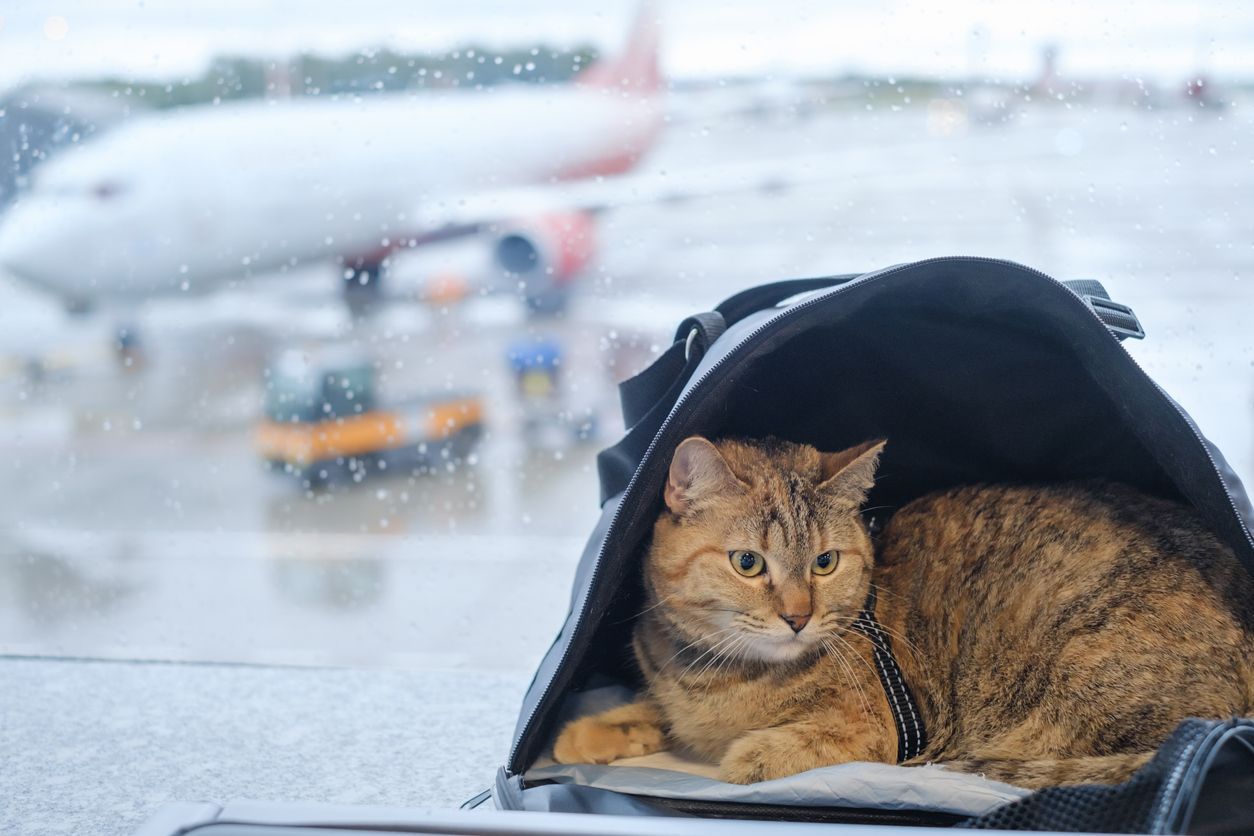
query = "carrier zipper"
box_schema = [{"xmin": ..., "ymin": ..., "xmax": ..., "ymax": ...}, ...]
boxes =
[
  {"xmin": 508, "ymin": 256, "xmax": 1254, "ymax": 773},
  {"xmin": 1149, "ymin": 719, "xmax": 1251, "ymax": 834},
  {"xmin": 614, "ymin": 793, "xmax": 965, "ymax": 826},
  {"xmin": 1150, "ymin": 723, "xmax": 1210, "ymax": 834},
  {"xmin": 1108, "ymin": 336, "xmax": 1254, "ymax": 557},
  {"xmin": 1032, "ymin": 265, "xmax": 1254, "ymax": 562}
]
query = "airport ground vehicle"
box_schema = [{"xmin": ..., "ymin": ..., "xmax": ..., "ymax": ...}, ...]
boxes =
[
  {"xmin": 507, "ymin": 337, "xmax": 600, "ymax": 449},
  {"xmin": 256, "ymin": 346, "xmax": 483, "ymax": 487}
]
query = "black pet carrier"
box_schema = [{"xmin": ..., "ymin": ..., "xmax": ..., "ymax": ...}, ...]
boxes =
[{"xmin": 486, "ymin": 257, "xmax": 1254, "ymax": 832}]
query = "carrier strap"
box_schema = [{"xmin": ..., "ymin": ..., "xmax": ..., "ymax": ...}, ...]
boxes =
[
  {"xmin": 848, "ymin": 588, "xmax": 928, "ymax": 763},
  {"xmin": 1066, "ymin": 278, "xmax": 1145, "ymax": 340},
  {"xmin": 715, "ymin": 274, "xmax": 863, "ymax": 326}
]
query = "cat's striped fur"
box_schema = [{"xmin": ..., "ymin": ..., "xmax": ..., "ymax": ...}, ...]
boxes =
[{"xmin": 554, "ymin": 436, "xmax": 1254, "ymax": 788}]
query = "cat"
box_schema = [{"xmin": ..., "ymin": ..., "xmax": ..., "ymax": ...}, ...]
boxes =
[{"xmin": 552, "ymin": 436, "xmax": 1254, "ymax": 788}]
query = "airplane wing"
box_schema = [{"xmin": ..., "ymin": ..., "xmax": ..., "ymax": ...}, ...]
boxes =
[
  {"xmin": 412, "ymin": 152, "xmax": 861, "ymax": 232},
  {"xmin": 413, "ymin": 118, "xmax": 1075, "ymax": 234}
]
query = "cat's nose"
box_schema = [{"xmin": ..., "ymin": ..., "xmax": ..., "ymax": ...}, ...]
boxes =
[{"xmin": 780, "ymin": 612, "xmax": 811, "ymax": 633}]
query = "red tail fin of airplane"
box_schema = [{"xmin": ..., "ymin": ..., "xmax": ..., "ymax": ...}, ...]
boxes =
[{"xmin": 579, "ymin": 2, "xmax": 662, "ymax": 94}]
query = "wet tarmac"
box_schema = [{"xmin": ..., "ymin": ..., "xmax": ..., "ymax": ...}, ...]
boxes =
[
  {"xmin": 1, "ymin": 98, "xmax": 1253, "ymax": 676},
  {"xmin": 0, "ymin": 297, "xmax": 635, "ymax": 669}
]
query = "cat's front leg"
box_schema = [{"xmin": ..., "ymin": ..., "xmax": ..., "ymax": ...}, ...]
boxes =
[
  {"xmin": 719, "ymin": 722, "xmax": 888, "ymax": 784},
  {"xmin": 552, "ymin": 699, "xmax": 667, "ymax": 765}
]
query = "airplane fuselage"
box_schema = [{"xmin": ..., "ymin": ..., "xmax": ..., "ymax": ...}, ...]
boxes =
[{"xmin": 0, "ymin": 84, "xmax": 662, "ymax": 306}]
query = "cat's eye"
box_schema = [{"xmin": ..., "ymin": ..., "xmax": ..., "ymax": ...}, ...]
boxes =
[
  {"xmin": 813, "ymin": 551, "xmax": 840, "ymax": 575},
  {"xmin": 729, "ymin": 550, "xmax": 765, "ymax": 577}
]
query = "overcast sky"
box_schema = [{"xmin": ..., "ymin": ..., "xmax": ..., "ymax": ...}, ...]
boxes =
[{"xmin": 2, "ymin": 1, "xmax": 1253, "ymax": 90}]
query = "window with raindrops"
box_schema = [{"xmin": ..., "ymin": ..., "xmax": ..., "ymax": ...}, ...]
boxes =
[{"xmin": 2, "ymin": 2, "xmax": 1251, "ymax": 832}]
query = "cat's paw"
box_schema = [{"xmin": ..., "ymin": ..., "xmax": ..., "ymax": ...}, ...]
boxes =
[
  {"xmin": 719, "ymin": 728, "xmax": 814, "ymax": 784},
  {"xmin": 552, "ymin": 715, "xmax": 665, "ymax": 765}
]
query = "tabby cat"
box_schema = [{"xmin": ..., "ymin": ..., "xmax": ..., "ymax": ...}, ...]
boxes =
[{"xmin": 553, "ymin": 436, "xmax": 1254, "ymax": 788}]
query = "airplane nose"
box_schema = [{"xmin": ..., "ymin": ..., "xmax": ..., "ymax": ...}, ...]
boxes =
[
  {"xmin": 0, "ymin": 202, "xmax": 53, "ymax": 281},
  {"xmin": 780, "ymin": 612, "xmax": 811, "ymax": 633},
  {"xmin": 0, "ymin": 196, "xmax": 87, "ymax": 296},
  {"xmin": 0, "ymin": 211, "xmax": 28, "ymax": 273}
]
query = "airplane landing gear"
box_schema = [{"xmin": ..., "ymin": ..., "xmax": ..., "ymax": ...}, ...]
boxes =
[
  {"xmin": 342, "ymin": 261, "xmax": 383, "ymax": 318},
  {"xmin": 114, "ymin": 323, "xmax": 145, "ymax": 371},
  {"xmin": 523, "ymin": 282, "xmax": 572, "ymax": 317}
]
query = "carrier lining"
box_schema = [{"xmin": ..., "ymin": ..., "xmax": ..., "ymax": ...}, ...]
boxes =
[{"xmin": 528, "ymin": 685, "xmax": 1027, "ymax": 818}]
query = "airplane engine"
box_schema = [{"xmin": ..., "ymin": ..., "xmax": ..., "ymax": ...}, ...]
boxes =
[{"xmin": 492, "ymin": 211, "xmax": 596, "ymax": 314}]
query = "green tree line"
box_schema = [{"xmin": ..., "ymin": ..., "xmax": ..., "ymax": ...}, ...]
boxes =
[{"xmin": 72, "ymin": 44, "xmax": 600, "ymax": 109}]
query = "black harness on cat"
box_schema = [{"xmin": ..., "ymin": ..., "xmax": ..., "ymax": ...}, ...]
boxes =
[{"xmin": 848, "ymin": 587, "xmax": 929, "ymax": 763}]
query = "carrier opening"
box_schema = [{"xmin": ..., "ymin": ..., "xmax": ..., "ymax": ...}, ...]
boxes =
[{"xmin": 585, "ymin": 274, "xmax": 1185, "ymax": 693}]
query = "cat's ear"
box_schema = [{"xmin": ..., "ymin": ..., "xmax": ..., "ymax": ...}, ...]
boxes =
[
  {"xmin": 818, "ymin": 439, "xmax": 886, "ymax": 506},
  {"xmin": 665, "ymin": 436, "xmax": 746, "ymax": 515}
]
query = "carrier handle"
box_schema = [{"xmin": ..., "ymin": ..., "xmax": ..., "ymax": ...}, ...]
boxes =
[
  {"xmin": 616, "ymin": 275, "xmax": 859, "ymax": 430},
  {"xmin": 715, "ymin": 273, "xmax": 863, "ymax": 328},
  {"xmin": 605, "ymin": 275, "xmax": 863, "ymax": 502},
  {"xmin": 615, "ymin": 313, "xmax": 725, "ymax": 429},
  {"xmin": 617, "ymin": 339, "xmax": 699, "ymax": 434}
]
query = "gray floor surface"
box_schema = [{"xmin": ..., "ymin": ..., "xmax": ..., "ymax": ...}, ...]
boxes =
[{"xmin": 0, "ymin": 657, "xmax": 526, "ymax": 836}]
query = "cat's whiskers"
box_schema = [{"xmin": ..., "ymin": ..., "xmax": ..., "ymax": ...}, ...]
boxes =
[
  {"xmin": 692, "ymin": 634, "xmax": 757, "ymax": 686},
  {"xmin": 868, "ymin": 582, "xmax": 904, "ymax": 601},
  {"xmin": 839, "ymin": 592, "xmax": 926, "ymax": 670},
  {"xmin": 705, "ymin": 632, "xmax": 761, "ymax": 693},
  {"xmin": 870, "ymin": 621, "xmax": 926, "ymax": 671},
  {"xmin": 821, "ymin": 638, "xmax": 874, "ymax": 718},
  {"xmin": 697, "ymin": 634, "xmax": 742, "ymax": 686},
  {"xmin": 832, "ymin": 639, "xmax": 877, "ymax": 720},
  {"xmin": 815, "ymin": 610, "xmax": 858, "ymax": 634},
  {"xmin": 705, "ymin": 634, "xmax": 738, "ymax": 676},
  {"xmin": 717, "ymin": 635, "xmax": 755, "ymax": 686},
  {"xmin": 812, "ymin": 605, "xmax": 925, "ymax": 670},
  {"xmin": 658, "ymin": 625, "xmax": 739, "ymax": 673},
  {"xmin": 841, "ymin": 646, "xmax": 876, "ymax": 720},
  {"xmin": 616, "ymin": 593, "xmax": 675, "ymax": 623},
  {"xmin": 677, "ymin": 630, "xmax": 743, "ymax": 680},
  {"xmin": 828, "ymin": 629, "xmax": 886, "ymax": 719},
  {"xmin": 699, "ymin": 605, "xmax": 753, "ymax": 616}
]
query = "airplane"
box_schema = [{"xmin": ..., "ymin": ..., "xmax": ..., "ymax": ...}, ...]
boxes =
[{"xmin": 0, "ymin": 5, "xmax": 665, "ymax": 323}]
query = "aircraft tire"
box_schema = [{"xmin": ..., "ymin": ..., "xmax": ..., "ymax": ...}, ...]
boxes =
[
  {"xmin": 523, "ymin": 284, "xmax": 571, "ymax": 317},
  {"xmin": 343, "ymin": 263, "xmax": 383, "ymax": 317}
]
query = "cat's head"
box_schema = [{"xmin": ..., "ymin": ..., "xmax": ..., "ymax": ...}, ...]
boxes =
[{"xmin": 646, "ymin": 436, "xmax": 885, "ymax": 665}]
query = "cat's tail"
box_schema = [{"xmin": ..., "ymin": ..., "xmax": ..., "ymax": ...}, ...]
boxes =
[
  {"xmin": 934, "ymin": 751, "xmax": 1155, "ymax": 790},
  {"xmin": 1243, "ymin": 642, "xmax": 1254, "ymax": 716}
]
